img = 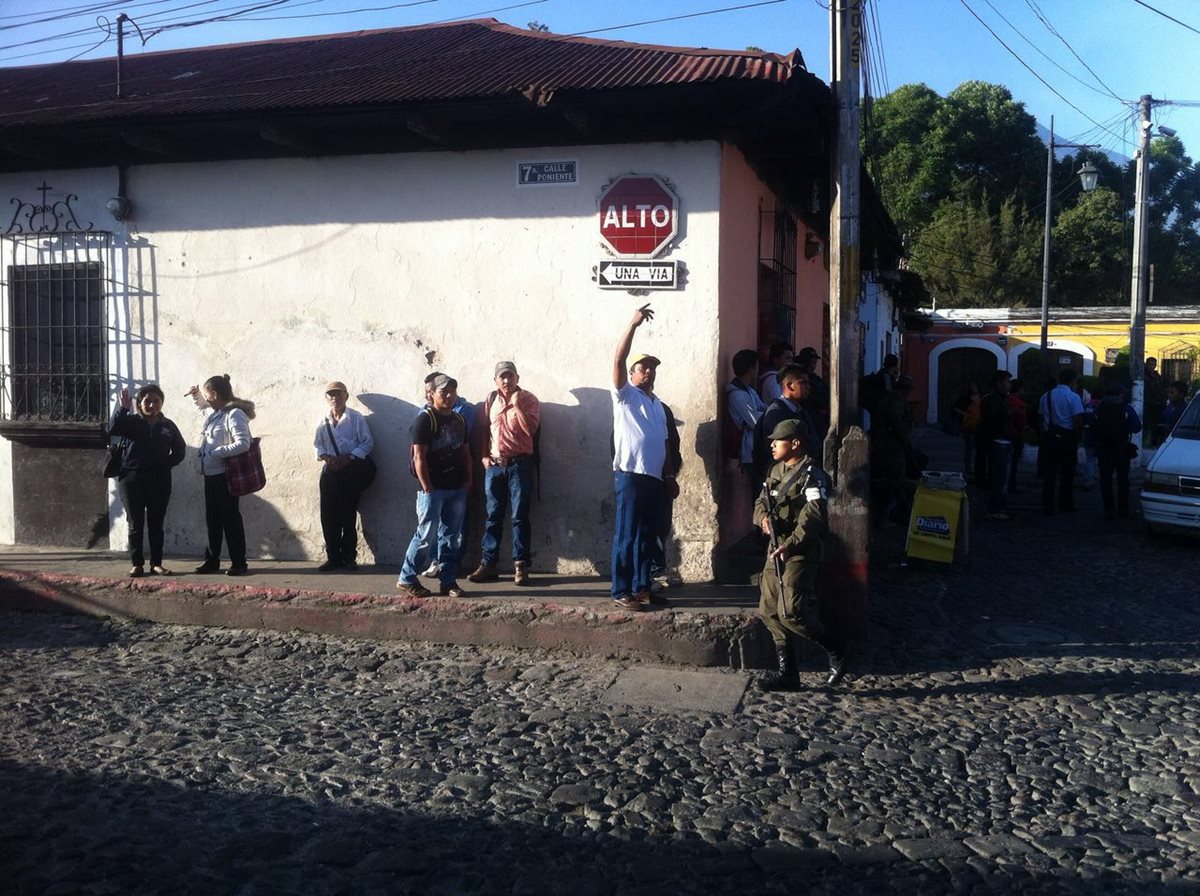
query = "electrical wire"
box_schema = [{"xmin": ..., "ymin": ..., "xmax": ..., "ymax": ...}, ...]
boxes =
[
  {"xmin": 1130, "ymin": 0, "xmax": 1200, "ymax": 37},
  {"xmin": 1022, "ymin": 0, "xmax": 1123, "ymax": 101},
  {"xmin": 431, "ymin": 1, "xmax": 547, "ymax": 25},
  {"xmin": 955, "ymin": 0, "xmax": 1127, "ymax": 146},
  {"xmin": 569, "ymin": 0, "xmax": 787, "ymax": 37},
  {"xmin": 232, "ymin": 0, "xmax": 440, "ymax": 24}
]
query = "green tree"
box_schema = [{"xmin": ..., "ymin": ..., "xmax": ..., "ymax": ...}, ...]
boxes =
[
  {"xmin": 908, "ymin": 190, "xmax": 1041, "ymax": 307},
  {"xmin": 1052, "ymin": 188, "xmax": 1126, "ymax": 305}
]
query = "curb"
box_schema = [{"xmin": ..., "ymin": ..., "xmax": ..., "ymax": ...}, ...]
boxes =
[{"xmin": 0, "ymin": 569, "xmax": 775, "ymax": 669}]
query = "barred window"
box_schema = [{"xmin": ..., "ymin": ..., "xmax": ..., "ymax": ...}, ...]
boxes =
[
  {"xmin": 2, "ymin": 235, "xmax": 108, "ymax": 426},
  {"xmin": 757, "ymin": 207, "xmax": 798, "ymax": 348}
]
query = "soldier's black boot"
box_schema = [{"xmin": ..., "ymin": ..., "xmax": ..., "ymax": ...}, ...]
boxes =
[
  {"xmin": 763, "ymin": 642, "xmax": 801, "ymax": 692},
  {"xmin": 825, "ymin": 643, "xmax": 852, "ymax": 686}
]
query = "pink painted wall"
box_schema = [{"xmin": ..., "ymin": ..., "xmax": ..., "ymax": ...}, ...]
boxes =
[{"xmin": 715, "ymin": 144, "xmax": 830, "ymax": 555}]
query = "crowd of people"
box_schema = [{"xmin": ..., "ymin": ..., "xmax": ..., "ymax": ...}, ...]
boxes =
[{"xmin": 950, "ymin": 357, "xmax": 1194, "ymax": 524}]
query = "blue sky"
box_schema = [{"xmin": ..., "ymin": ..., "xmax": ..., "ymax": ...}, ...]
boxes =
[{"xmin": 4, "ymin": 0, "xmax": 1199, "ymax": 159}]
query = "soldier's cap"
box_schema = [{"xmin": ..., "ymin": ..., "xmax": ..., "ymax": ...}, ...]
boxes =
[
  {"xmin": 431, "ymin": 374, "xmax": 457, "ymax": 392},
  {"xmin": 629, "ymin": 352, "xmax": 661, "ymax": 369},
  {"xmin": 495, "ymin": 361, "xmax": 518, "ymax": 377},
  {"xmin": 768, "ymin": 419, "xmax": 808, "ymax": 442},
  {"xmin": 323, "ymin": 381, "xmax": 348, "ymax": 395},
  {"xmin": 797, "ymin": 346, "xmax": 821, "ymax": 360}
]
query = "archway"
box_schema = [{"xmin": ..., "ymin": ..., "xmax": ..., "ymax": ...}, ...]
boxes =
[{"xmin": 929, "ymin": 339, "xmax": 1005, "ymax": 425}]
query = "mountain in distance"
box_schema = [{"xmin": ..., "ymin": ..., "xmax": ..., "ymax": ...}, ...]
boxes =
[{"xmin": 1035, "ymin": 121, "xmax": 1130, "ymax": 166}]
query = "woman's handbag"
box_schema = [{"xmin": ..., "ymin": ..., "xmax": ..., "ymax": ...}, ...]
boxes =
[
  {"xmin": 102, "ymin": 438, "xmax": 128, "ymax": 478},
  {"xmin": 225, "ymin": 438, "xmax": 266, "ymax": 496}
]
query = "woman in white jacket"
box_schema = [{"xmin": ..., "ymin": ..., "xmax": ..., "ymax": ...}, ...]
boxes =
[{"xmin": 191, "ymin": 374, "xmax": 256, "ymax": 576}]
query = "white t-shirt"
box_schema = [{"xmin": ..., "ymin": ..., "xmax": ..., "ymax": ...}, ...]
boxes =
[{"xmin": 611, "ymin": 382, "xmax": 668, "ymax": 478}]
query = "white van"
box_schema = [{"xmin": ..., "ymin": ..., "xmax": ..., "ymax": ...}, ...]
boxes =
[{"xmin": 1141, "ymin": 393, "xmax": 1200, "ymax": 535}]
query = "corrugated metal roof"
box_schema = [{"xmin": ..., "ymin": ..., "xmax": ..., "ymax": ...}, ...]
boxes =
[{"xmin": 0, "ymin": 19, "xmax": 807, "ymax": 127}]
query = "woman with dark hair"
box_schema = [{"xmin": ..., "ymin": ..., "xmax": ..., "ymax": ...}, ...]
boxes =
[
  {"xmin": 109, "ymin": 384, "xmax": 187, "ymax": 577},
  {"xmin": 189, "ymin": 374, "xmax": 256, "ymax": 576}
]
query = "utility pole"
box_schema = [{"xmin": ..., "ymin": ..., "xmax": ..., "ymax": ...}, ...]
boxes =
[
  {"xmin": 824, "ymin": 0, "xmax": 869, "ymax": 644},
  {"xmin": 1129, "ymin": 94, "xmax": 1153, "ymax": 432},
  {"xmin": 1038, "ymin": 115, "xmax": 1055, "ymax": 380}
]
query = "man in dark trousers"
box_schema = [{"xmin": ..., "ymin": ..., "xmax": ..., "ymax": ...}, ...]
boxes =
[
  {"xmin": 753, "ymin": 364, "xmax": 818, "ymax": 486},
  {"xmin": 1039, "ymin": 367, "xmax": 1085, "ymax": 514},
  {"xmin": 754, "ymin": 418, "xmax": 849, "ymax": 690},
  {"xmin": 978, "ymin": 370, "xmax": 1014, "ymax": 521}
]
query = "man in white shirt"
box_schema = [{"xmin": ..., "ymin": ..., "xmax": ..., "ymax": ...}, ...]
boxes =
[
  {"xmin": 610, "ymin": 304, "xmax": 677, "ymax": 611},
  {"xmin": 1040, "ymin": 367, "xmax": 1085, "ymax": 514},
  {"xmin": 314, "ymin": 381, "xmax": 376, "ymax": 571}
]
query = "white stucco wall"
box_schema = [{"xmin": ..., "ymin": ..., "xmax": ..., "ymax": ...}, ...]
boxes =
[{"xmin": 2, "ymin": 142, "xmax": 725, "ymax": 576}]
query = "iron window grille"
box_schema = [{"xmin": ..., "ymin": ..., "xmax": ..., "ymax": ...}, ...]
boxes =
[
  {"xmin": 1, "ymin": 232, "xmax": 110, "ymax": 426},
  {"xmin": 757, "ymin": 207, "xmax": 798, "ymax": 348}
]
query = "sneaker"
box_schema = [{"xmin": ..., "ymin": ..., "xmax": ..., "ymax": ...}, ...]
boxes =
[
  {"xmin": 194, "ymin": 560, "xmax": 220, "ymax": 574},
  {"xmin": 653, "ymin": 572, "xmax": 683, "ymax": 589},
  {"xmin": 317, "ymin": 559, "xmax": 342, "ymax": 572},
  {"xmin": 612, "ymin": 595, "xmax": 643, "ymax": 611},
  {"xmin": 397, "ymin": 581, "xmax": 432, "ymax": 599},
  {"xmin": 420, "ymin": 562, "xmax": 441, "ymax": 579},
  {"xmin": 225, "ymin": 566, "xmax": 250, "ymax": 577},
  {"xmin": 467, "ymin": 563, "xmax": 499, "ymax": 584},
  {"xmin": 343, "ymin": 559, "xmax": 359, "ymax": 572},
  {"xmin": 513, "ymin": 561, "xmax": 531, "ymax": 586},
  {"xmin": 439, "ymin": 583, "xmax": 467, "ymax": 597}
]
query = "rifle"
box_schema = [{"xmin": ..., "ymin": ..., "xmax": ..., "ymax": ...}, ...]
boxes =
[{"xmin": 761, "ymin": 480, "xmax": 785, "ymax": 580}]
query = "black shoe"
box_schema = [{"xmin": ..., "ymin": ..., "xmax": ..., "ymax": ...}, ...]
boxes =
[
  {"xmin": 194, "ymin": 561, "xmax": 220, "ymax": 574},
  {"xmin": 343, "ymin": 559, "xmax": 359, "ymax": 572},
  {"xmin": 826, "ymin": 649, "xmax": 852, "ymax": 686},
  {"xmin": 317, "ymin": 559, "xmax": 342, "ymax": 572},
  {"xmin": 226, "ymin": 565, "xmax": 250, "ymax": 577},
  {"xmin": 762, "ymin": 643, "xmax": 801, "ymax": 692}
]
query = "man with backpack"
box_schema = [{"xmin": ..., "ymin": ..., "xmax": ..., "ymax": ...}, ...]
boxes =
[
  {"xmin": 397, "ymin": 374, "xmax": 472, "ymax": 598},
  {"xmin": 468, "ymin": 361, "xmax": 541, "ymax": 586},
  {"xmin": 753, "ymin": 364, "xmax": 819, "ymax": 486},
  {"xmin": 1093, "ymin": 384, "xmax": 1142, "ymax": 520}
]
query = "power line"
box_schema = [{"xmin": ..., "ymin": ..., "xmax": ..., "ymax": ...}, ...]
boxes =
[
  {"xmin": 1131, "ymin": 0, "xmax": 1200, "ymax": 37},
  {"xmin": 956, "ymin": 0, "xmax": 1127, "ymax": 146},
  {"xmin": 569, "ymin": 0, "xmax": 787, "ymax": 37},
  {"xmin": 1022, "ymin": 0, "xmax": 1122, "ymax": 101}
]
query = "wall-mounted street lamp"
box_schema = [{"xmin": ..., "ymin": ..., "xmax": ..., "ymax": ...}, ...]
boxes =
[
  {"xmin": 105, "ymin": 196, "xmax": 132, "ymax": 221},
  {"xmin": 1038, "ymin": 116, "xmax": 1100, "ymax": 376}
]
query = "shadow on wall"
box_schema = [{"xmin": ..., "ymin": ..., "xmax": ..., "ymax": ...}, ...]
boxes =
[
  {"xmin": 353, "ymin": 393, "xmax": 420, "ymax": 565},
  {"xmin": 154, "ymin": 447, "xmax": 297, "ymax": 564}
]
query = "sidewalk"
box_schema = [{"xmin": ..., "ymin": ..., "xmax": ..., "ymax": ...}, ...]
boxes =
[{"xmin": 0, "ymin": 425, "xmax": 1164, "ymax": 671}]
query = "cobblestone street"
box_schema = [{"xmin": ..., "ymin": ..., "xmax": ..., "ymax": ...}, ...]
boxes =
[{"xmin": 2, "ymin": 443, "xmax": 1199, "ymax": 894}]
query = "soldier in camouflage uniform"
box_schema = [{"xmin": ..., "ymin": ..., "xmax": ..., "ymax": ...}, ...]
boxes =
[{"xmin": 753, "ymin": 418, "xmax": 850, "ymax": 689}]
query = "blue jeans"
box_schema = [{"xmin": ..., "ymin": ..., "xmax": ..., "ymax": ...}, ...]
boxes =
[
  {"xmin": 480, "ymin": 457, "xmax": 533, "ymax": 566},
  {"xmin": 611, "ymin": 471, "xmax": 662, "ymax": 598},
  {"xmin": 988, "ymin": 441, "xmax": 1012, "ymax": 513},
  {"xmin": 398, "ymin": 488, "xmax": 467, "ymax": 587}
]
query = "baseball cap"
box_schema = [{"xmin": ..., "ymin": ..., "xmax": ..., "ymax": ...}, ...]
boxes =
[
  {"xmin": 495, "ymin": 361, "xmax": 518, "ymax": 377},
  {"xmin": 431, "ymin": 374, "xmax": 457, "ymax": 392},
  {"xmin": 629, "ymin": 352, "xmax": 661, "ymax": 369},
  {"xmin": 768, "ymin": 419, "xmax": 808, "ymax": 442},
  {"xmin": 323, "ymin": 381, "xmax": 348, "ymax": 395},
  {"xmin": 797, "ymin": 347, "xmax": 821, "ymax": 360}
]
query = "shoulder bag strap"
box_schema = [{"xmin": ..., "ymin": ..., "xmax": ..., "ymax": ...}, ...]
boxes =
[{"xmin": 323, "ymin": 418, "xmax": 341, "ymax": 456}]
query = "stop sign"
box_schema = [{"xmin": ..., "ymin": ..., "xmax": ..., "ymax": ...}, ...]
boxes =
[{"xmin": 598, "ymin": 175, "xmax": 679, "ymax": 259}]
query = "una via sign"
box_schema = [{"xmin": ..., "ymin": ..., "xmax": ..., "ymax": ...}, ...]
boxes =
[{"xmin": 597, "ymin": 260, "xmax": 677, "ymax": 290}]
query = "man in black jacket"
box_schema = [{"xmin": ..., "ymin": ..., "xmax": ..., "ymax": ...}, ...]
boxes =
[{"xmin": 979, "ymin": 370, "xmax": 1014, "ymax": 521}]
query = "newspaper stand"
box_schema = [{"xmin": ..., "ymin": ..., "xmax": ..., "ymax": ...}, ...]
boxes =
[{"xmin": 905, "ymin": 471, "xmax": 969, "ymax": 564}]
